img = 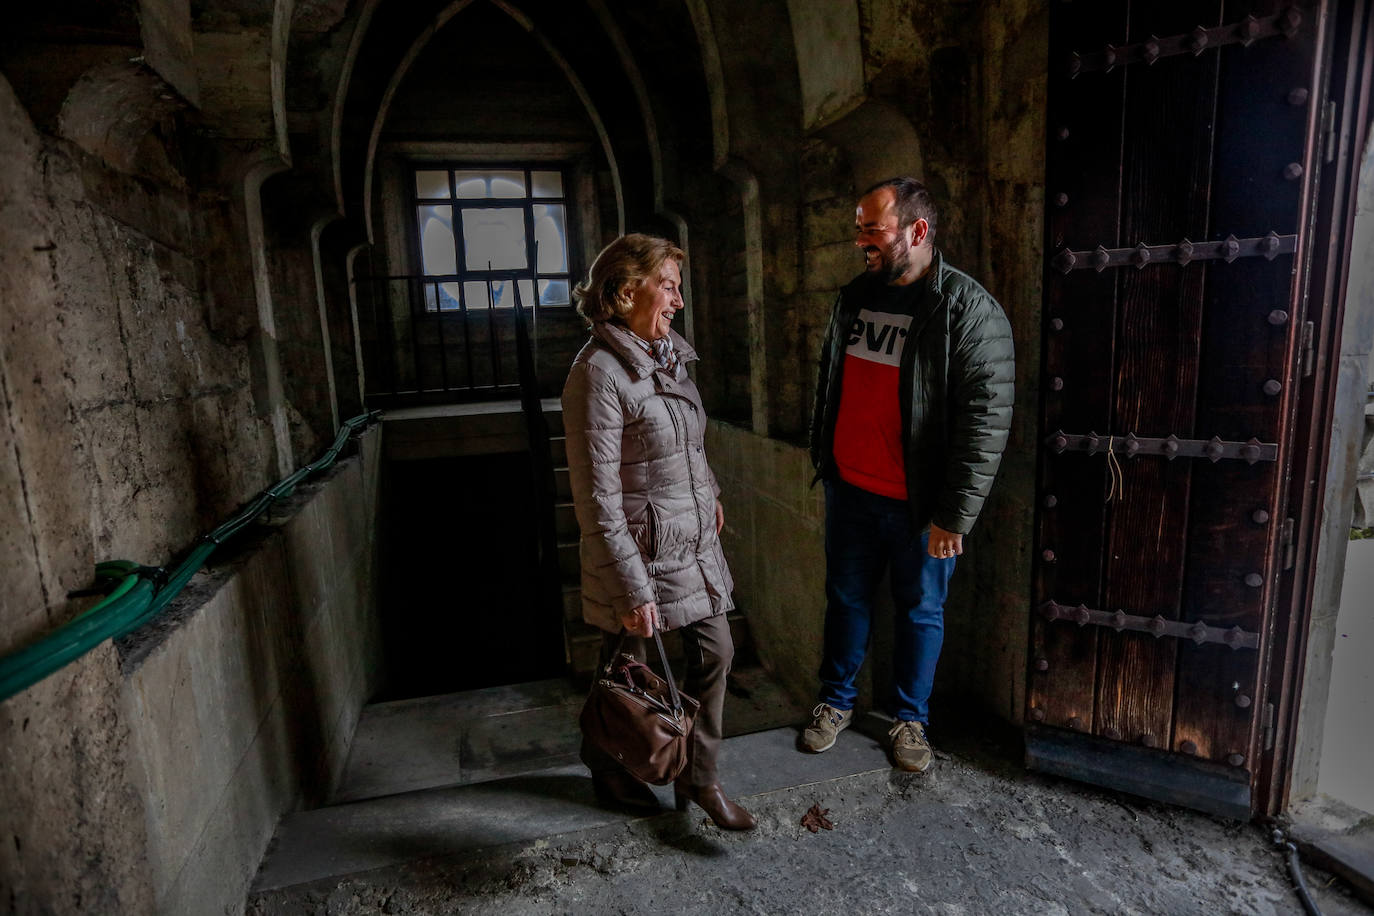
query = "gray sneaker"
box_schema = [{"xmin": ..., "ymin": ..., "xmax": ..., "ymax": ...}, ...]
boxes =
[
  {"xmin": 889, "ymin": 719, "xmax": 933, "ymax": 772},
  {"xmin": 801, "ymin": 703, "xmax": 853, "ymax": 753}
]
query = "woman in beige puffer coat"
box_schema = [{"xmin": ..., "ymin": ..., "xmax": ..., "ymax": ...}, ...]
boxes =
[{"xmin": 562, "ymin": 233, "xmax": 753, "ymax": 830}]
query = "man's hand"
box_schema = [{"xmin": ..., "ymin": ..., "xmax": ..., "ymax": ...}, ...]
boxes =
[
  {"xmin": 715, "ymin": 500, "xmax": 725, "ymax": 535},
  {"xmin": 928, "ymin": 523, "xmax": 963, "ymax": 559},
  {"xmin": 619, "ymin": 601, "xmax": 659, "ymax": 637}
]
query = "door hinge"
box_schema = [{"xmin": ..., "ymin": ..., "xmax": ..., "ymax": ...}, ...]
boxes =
[
  {"xmin": 1262, "ymin": 701, "xmax": 1276, "ymax": 752},
  {"xmin": 1300, "ymin": 321, "xmax": 1315, "ymax": 378},
  {"xmin": 1322, "ymin": 100, "xmax": 1337, "ymax": 164},
  {"xmin": 1281, "ymin": 517, "xmax": 1296, "ymax": 570}
]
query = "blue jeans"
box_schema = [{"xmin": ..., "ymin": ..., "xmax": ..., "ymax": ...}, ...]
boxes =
[{"xmin": 818, "ymin": 479, "xmax": 956, "ymax": 723}]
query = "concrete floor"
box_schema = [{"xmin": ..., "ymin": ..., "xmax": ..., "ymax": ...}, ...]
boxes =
[{"xmin": 248, "ymin": 684, "xmax": 1372, "ymax": 915}]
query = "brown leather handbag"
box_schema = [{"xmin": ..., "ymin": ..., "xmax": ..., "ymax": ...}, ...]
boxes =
[{"xmin": 579, "ymin": 630, "xmax": 699, "ymax": 785}]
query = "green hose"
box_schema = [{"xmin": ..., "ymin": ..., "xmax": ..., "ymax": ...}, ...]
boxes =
[{"xmin": 0, "ymin": 410, "xmax": 379, "ymax": 703}]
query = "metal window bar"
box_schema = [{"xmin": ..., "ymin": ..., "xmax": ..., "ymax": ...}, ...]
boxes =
[
  {"xmin": 462, "ymin": 281, "xmax": 476, "ymax": 390},
  {"xmin": 408, "ymin": 164, "xmax": 574, "ymax": 317},
  {"xmin": 485, "ymin": 267, "xmax": 501, "ymax": 388},
  {"xmin": 532, "ymin": 240, "xmax": 540, "ymax": 375},
  {"xmin": 407, "ymin": 276, "xmax": 424, "ymax": 395}
]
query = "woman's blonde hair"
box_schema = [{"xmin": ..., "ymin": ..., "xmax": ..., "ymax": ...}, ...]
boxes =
[{"xmin": 573, "ymin": 233, "xmax": 685, "ymax": 324}]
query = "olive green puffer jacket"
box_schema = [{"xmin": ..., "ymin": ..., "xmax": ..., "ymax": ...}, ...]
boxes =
[
  {"xmin": 809, "ymin": 250, "xmax": 1015, "ymax": 535},
  {"xmin": 562, "ymin": 322, "xmax": 734, "ymax": 634}
]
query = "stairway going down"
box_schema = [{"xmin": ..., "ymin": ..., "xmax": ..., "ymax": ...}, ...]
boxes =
[{"xmin": 247, "ymin": 400, "xmax": 797, "ymax": 907}]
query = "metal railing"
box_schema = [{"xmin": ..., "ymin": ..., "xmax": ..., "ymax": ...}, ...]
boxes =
[
  {"xmin": 355, "ymin": 272, "xmax": 549, "ymax": 406},
  {"xmin": 510, "ymin": 285, "xmax": 567, "ymax": 658},
  {"xmin": 0, "ymin": 411, "xmax": 380, "ymax": 702}
]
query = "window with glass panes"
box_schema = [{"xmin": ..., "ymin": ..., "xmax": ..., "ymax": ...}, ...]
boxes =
[{"xmin": 411, "ymin": 166, "xmax": 573, "ymax": 311}]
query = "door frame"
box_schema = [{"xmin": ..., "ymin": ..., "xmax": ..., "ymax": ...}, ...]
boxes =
[{"xmin": 1257, "ymin": 0, "xmax": 1374, "ymax": 818}]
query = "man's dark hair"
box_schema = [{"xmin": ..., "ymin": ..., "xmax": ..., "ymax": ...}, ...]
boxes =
[{"xmin": 864, "ymin": 176, "xmax": 938, "ymax": 244}]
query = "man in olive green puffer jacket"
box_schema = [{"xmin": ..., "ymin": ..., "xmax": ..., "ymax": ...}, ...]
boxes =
[{"xmin": 802, "ymin": 177, "xmax": 1015, "ymax": 773}]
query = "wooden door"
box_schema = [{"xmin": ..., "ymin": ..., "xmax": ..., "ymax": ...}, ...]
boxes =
[{"xmin": 1027, "ymin": 0, "xmax": 1335, "ymax": 818}]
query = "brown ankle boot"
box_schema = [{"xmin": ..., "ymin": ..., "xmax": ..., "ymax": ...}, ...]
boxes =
[{"xmin": 673, "ymin": 782, "xmax": 756, "ymax": 830}]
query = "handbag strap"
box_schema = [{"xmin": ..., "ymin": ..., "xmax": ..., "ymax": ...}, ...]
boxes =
[{"xmin": 611, "ymin": 628, "xmax": 684, "ymax": 716}]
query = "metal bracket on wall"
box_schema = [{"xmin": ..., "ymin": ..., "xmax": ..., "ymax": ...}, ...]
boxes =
[
  {"xmin": 1051, "ymin": 233, "xmax": 1298, "ymax": 273},
  {"xmin": 1038, "ymin": 600, "xmax": 1261, "ymax": 649},
  {"xmin": 1067, "ymin": 8, "xmax": 1305, "ymax": 77},
  {"xmin": 1045, "ymin": 431, "xmax": 1278, "ymax": 464}
]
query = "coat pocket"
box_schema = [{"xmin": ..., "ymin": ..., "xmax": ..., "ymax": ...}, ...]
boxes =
[
  {"xmin": 644, "ymin": 500, "xmax": 660, "ymax": 562},
  {"xmin": 663, "ymin": 398, "xmax": 684, "ymax": 448}
]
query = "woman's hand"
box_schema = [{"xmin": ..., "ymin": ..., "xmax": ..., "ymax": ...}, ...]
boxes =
[
  {"xmin": 715, "ymin": 500, "xmax": 725, "ymax": 535},
  {"xmin": 619, "ymin": 601, "xmax": 660, "ymax": 637}
]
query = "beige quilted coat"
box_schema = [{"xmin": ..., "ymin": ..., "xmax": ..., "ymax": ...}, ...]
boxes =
[{"xmin": 561, "ymin": 321, "xmax": 735, "ymax": 634}]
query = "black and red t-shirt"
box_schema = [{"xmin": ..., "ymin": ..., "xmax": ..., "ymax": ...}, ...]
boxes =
[{"xmin": 832, "ymin": 285, "xmax": 923, "ymax": 499}]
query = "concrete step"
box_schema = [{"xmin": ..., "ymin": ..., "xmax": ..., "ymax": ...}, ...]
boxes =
[
  {"xmin": 554, "ymin": 501, "xmax": 577, "ymax": 536},
  {"xmin": 554, "ymin": 467, "xmax": 571, "ymax": 500},
  {"xmin": 561, "ymin": 584, "xmax": 581, "ymax": 622},
  {"xmin": 557, "ymin": 541, "xmax": 579, "ymax": 579},
  {"xmin": 549, "ymin": 435, "xmax": 567, "ymax": 466},
  {"xmin": 327, "ymin": 665, "xmax": 798, "ymax": 806},
  {"xmin": 1288, "ymin": 797, "xmax": 1374, "ymax": 908},
  {"xmin": 568, "ymin": 626, "xmax": 601, "ymax": 679},
  {"xmin": 251, "ymin": 708, "xmax": 858, "ymax": 901}
]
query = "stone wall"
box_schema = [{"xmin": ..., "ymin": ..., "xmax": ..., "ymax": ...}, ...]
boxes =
[
  {"xmin": 0, "ymin": 57, "xmax": 380, "ymax": 914},
  {"xmin": 0, "ymin": 66, "xmax": 278, "ymax": 914},
  {"xmin": 710, "ymin": 0, "xmax": 1047, "ymax": 723},
  {"xmin": 0, "ymin": 72, "xmax": 277, "ymax": 658},
  {"xmin": 0, "ymin": 427, "xmax": 382, "ymax": 915},
  {"xmin": 944, "ymin": 0, "xmax": 1046, "ymax": 722},
  {"xmin": 708, "ymin": 420, "xmax": 828, "ymax": 707}
]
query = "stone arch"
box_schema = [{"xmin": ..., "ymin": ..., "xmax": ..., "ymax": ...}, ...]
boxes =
[
  {"xmin": 310, "ymin": 213, "xmax": 344, "ymax": 429},
  {"xmin": 270, "ymin": 0, "xmax": 294, "ymax": 161},
  {"xmin": 333, "ymin": 0, "xmax": 628, "ymax": 243},
  {"xmin": 241, "ymin": 154, "xmax": 296, "ymax": 476},
  {"xmin": 328, "ymin": 0, "xmax": 384, "ymax": 214},
  {"xmin": 680, "ymin": 0, "xmax": 806, "ymax": 433},
  {"xmin": 680, "ymin": 0, "xmax": 730, "ymax": 170},
  {"xmin": 815, "ymin": 99, "xmax": 926, "ymax": 197},
  {"xmin": 787, "ymin": 0, "xmax": 866, "ymax": 132},
  {"xmin": 716, "ymin": 159, "xmax": 767, "ymax": 434}
]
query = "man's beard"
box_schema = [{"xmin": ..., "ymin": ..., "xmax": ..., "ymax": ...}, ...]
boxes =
[{"xmin": 866, "ymin": 236, "xmax": 913, "ymax": 283}]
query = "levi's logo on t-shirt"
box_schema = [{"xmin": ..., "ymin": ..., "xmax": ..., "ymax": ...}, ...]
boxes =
[{"xmin": 845, "ymin": 309, "xmax": 912, "ymax": 367}]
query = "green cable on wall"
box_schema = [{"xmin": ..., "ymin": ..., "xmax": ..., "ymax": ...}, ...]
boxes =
[{"xmin": 0, "ymin": 410, "xmax": 380, "ymax": 703}]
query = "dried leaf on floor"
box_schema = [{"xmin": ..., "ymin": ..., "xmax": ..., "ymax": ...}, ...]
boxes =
[{"xmin": 801, "ymin": 803, "xmax": 834, "ymax": 833}]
